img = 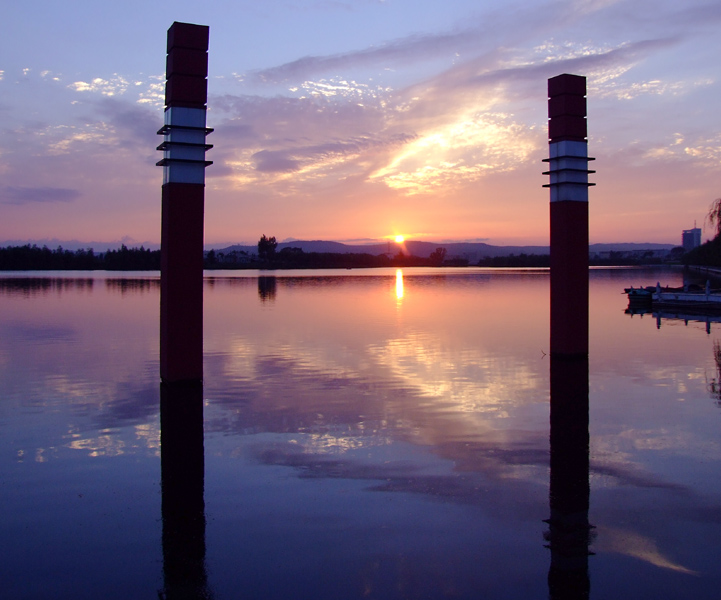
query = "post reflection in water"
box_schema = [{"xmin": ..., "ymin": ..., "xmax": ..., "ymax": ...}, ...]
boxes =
[
  {"xmin": 160, "ymin": 381, "xmax": 212, "ymax": 600},
  {"xmin": 545, "ymin": 356, "xmax": 594, "ymax": 600}
]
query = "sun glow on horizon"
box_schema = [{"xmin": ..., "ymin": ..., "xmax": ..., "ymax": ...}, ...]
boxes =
[{"xmin": 394, "ymin": 235, "xmax": 405, "ymax": 243}]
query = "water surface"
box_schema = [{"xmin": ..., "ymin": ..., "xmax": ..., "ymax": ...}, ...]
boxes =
[{"xmin": 1, "ymin": 267, "xmax": 719, "ymax": 598}]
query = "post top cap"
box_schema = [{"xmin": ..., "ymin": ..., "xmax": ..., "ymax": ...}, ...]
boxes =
[
  {"xmin": 548, "ymin": 74, "xmax": 586, "ymax": 97},
  {"xmin": 167, "ymin": 22, "xmax": 209, "ymax": 52}
]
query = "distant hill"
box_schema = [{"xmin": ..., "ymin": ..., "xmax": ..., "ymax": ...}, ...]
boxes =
[
  {"xmin": 588, "ymin": 242, "xmax": 677, "ymax": 253},
  {"xmin": 217, "ymin": 240, "xmax": 677, "ymax": 260},
  {"xmin": 0, "ymin": 238, "xmax": 160, "ymax": 252},
  {"xmin": 0, "ymin": 238, "xmax": 677, "ymax": 259}
]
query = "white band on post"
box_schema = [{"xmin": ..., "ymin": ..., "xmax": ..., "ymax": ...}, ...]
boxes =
[
  {"xmin": 543, "ymin": 140, "xmax": 595, "ymax": 202},
  {"xmin": 157, "ymin": 107, "xmax": 213, "ymax": 185}
]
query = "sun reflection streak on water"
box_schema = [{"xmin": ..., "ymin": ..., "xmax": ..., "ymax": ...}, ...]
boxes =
[{"xmin": 395, "ymin": 269, "xmax": 404, "ymax": 303}]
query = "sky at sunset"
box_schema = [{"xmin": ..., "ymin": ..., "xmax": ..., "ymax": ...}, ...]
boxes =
[{"xmin": 2, "ymin": 0, "xmax": 720, "ymax": 249}]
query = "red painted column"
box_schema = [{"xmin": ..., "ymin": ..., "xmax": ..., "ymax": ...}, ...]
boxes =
[
  {"xmin": 543, "ymin": 74, "xmax": 595, "ymax": 357},
  {"xmin": 546, "ymin": 355, "xmax": 591, "ymax": 597},
  {"xmin": 157, "ymin": 22, "xmax": 212, "ymax": 382}
]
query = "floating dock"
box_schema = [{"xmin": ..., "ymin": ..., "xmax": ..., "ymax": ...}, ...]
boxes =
[{"xmin": 625, "ymin": 281, "xmax": 721, "ymax": 313}]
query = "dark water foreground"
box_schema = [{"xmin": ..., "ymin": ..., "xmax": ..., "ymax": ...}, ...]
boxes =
[{"xmin": 0, "ymin": 267, "xmax": 719, "ymax": 599}]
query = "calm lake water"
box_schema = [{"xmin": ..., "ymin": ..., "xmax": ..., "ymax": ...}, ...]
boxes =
[{"xmin": 1, "ymin": 267, "xmax": 719, "ymax": 599}]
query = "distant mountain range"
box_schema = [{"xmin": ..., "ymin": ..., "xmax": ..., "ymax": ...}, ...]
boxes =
[
  {"xmin": 218, "ymin": 240, "xmax": 677, "ymax": 260},
  {"xmin": 1, "ymin": 238, "xmax": 678, "ymax": 259}
]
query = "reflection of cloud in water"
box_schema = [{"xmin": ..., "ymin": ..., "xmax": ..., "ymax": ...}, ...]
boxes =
[
  {"xmin": 297, "ymin": 432, "xmax": 392, "ymax": 455},
  {"xmin": 205, "ymin": 337, "xmax": 710, "ymax": 506},
  {"xmin": 38, "ymin": 375, "xmax": 159, "ymax": 427},
  {"xmin": 622, "ymin": 427, "xmax": 720, "ymax": 455},
  {"xmin": 367, "ymin": 331, "xmax": 542, "ymax": 416},
  {"xmin": 205, "ymin": 322, "xmax": 548, "ymax": 474},
  {"xmin": 593, "ymin": 427, "xmax": 721, "ymax": 478},
  {"xmin": 248, "ymin": 438, "xmax": 548, "ymax": 511},
  {"xmin": 210, "ymin": 329, "xmax": 543, "ymax": 418},
  {"xmin": 66, "ymin": 422, "xmax": 159, "ymax": 458},
  {"xmin": 0, "ymin": 321, "xmax": 78, "ymax": 343},
  {"xmin": 589, "ymin": 458, "xmax": 688, "ymax": 492},
  {"xmin": 7, "ymin": 373, "xmax": 160, "ymax": 459},
  {"xmin": 90, "ymin": 383, "xmax": 159, "ymax": 430},
  {"xmin": 597, "ymin": 526, "xmax": 699, "ymax": 576},
  {"xmin": 205, "ymin": 337, "xmax": 553, "ymax": 488},
  {"xmin": 67, "ymin": 434, "xmax": 127, "ymax": 457}
]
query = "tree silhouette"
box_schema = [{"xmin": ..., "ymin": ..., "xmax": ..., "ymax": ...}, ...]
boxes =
[
  {"xmin": 257, "ymin": 235, "xmax": 277, "ymax": 260},
  {"xmin": 683, "ymin": 197, "xmax": 721, "ymax": 266},
  {"xmin": 430, "ymin": 247, "xmax": 447, "ymax": 265},
  {"xmin": 706, "ymin": 198, "xmax": 721, "ymax": 239}
]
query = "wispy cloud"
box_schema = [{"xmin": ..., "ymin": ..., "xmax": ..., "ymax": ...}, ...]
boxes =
[
  {"xmin": 90, "ymin": 98, "xmax": 160, "ymax": 149},
  {"xmin": 251, "ymin": 134, "xmax": 416, "ymax": 174},
  {"xmin": 214, "ymin": 32, "xmax": 679, "ymax": 196},
  {"xmin": 0, "ymin": 185, "xmax": 81, "ymax": 205},
  {"xmin": 250, "ymin": 27, "xmax": 483, "ymax": 84},
  {"xmin": 68, "ymin": 75, "xmax": 131, "ymax": 97},
  {"xmin": 245, "ymin": 0, "xmax": 651, "ymax": 87}
]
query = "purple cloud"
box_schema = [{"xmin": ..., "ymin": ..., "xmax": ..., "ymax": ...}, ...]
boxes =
[
  {"xmin": 253, "ymin": 150, "xmax": 301, "ymax": 173},
  {"xmin": 250, "ymin": 27, "xmax": 480, "ymax": 84},
  {"xmin": 0, "ymin": 185, "xmax": 81, "ymax": 205},
  {"xmin": 250, "ymin": 134, "xmax": 416, "ymax": 174},
  {"xmin": 91, "ymin": 98, "xmax": 159, "ymax": 149}
]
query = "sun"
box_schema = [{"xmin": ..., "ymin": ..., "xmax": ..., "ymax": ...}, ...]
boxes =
[{"xmin": 394, "ymin": 235, "xmax": 405, "ymax": 243}]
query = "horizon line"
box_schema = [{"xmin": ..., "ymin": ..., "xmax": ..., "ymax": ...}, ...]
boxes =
[{"xmin": 0, "ymin": 237, "xmax": 682, "ymax": 251}]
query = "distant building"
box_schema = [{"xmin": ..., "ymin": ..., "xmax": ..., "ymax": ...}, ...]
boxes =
[{"xmin": 682, "ymin": 227, "xmax": 702, "ymax": 252}]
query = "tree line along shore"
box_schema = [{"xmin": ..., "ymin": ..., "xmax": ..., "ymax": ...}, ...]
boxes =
[
  {"xmin": 8, "ymin": 197, "xmax": 721, "ymax": 271},
  {"xmin": 0, "ymin": 243, "xmax": 461, "ymax": 270},
  {"xmin": 0, "ymin": 241, "xmax": 699, "ymax": 270}
]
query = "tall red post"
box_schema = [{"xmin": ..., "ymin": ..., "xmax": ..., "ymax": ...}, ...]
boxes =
[
  {"xmin": 544, "ymin": 74, "xmax": 595, "ymax": 595},
  {"xmin": 157, "ymin": 22, "xmax": 213, "ymax": 382},
  {"xmin": 543, "ymin": 74, "xmax": 594, "ymax": 357}
]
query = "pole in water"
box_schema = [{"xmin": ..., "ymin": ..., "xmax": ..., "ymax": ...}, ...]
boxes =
[
  {"xmin": 543, "ymin": 74, "xmax": 594, "ymax": 358},
  {"xmin": 157, "ymin": 22, "xmax": 213, "ymax": 383},
  {"xmin": 545, "ymin": 355, "xmax": 593, "ymax": 599},
  {"xmin": 543, "ymin": 74, "xmax": 596, "ymax": 596},
  {"xmin": 160, "ymin": 380, "xmax": 209, "ymax": 597}
]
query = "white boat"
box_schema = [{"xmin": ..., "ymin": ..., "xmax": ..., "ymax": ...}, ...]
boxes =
[
  {"xmin": 626, "ymin": 281, "xmax": 721, "ymax": 312},
  {"xmin": 653, "ymin": 281, "xmax": 721, "ymax": 308}
]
